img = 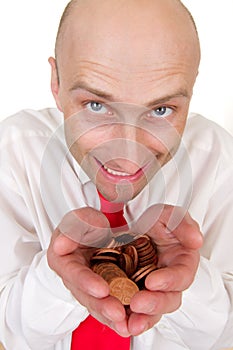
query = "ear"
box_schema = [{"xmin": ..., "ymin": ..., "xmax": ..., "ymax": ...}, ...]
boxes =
[{"xmin": 48, "ymin": 57, "xmax": 63, "ymax": 112}]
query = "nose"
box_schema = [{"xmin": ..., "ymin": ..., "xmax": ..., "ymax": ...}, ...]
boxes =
[
  {"xmin": 109, "ymin": 124, "xmax": 149, "ymax": 169},
  {"xmin": 120, "ymin": 123, "xmax": 138, "ymax": 141}
]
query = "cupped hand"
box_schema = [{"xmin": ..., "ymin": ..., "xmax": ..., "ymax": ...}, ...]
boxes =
[
  {"xmin": 47, "ymin": 207, "xmax": 130, "ymax": 336},
  {"xmin": 126, "ymin": 204, "xmax": 203, "ymax": 336}
]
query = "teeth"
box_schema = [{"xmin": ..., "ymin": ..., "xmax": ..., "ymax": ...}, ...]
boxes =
[{"xmin": 103, "ymin": 165, "xmax": 130, "ymax": 176}]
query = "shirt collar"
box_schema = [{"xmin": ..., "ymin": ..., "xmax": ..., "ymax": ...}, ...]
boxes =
[{"xmin": 71, "ymin": 154, "xmax": 92, "ymax": 185}]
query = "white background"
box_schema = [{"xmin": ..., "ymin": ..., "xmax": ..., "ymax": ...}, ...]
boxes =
[{"xmin": 0, "ymin": 1, "xmax": 232, "ymax": 135}]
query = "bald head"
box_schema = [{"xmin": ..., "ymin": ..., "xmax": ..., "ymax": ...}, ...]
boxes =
[
  {"xmin": 50, "ymin": 0, "xmax": 201, "ymax": 119},
  {"xmin": 55, "ymin": 0, "xmax": 200, "ymax": 66},
  {"xmin": 49, "ymin": 0, "xmax": 201, "ymax": 201}
]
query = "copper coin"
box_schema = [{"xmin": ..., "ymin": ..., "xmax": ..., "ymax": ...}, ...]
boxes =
[
  {"xmin": 92, "ymin": 262, "xmax": 111, "ymax": 275},
  {"xmin": 138, "ymin": 249, "xmax": 156, "ymax": 262},
  {"xmin": 138, "ymin": 259, "xmax": 157, "ymax": 268},
  {"xmin": 124, "ymin": 245, "xmax": 138, "ymax": 270},
  {"xmin": 90, "ymin": 255, "xmax": 118, "ymax": 265},
  {"xmin": 131, "ymin": 264, "xmax": 157, "ymax": 283},
  {"xmin": 91, "ymin": 232, "xmax": 160, "ymax": 297},
  {"xmin": 99, "ymin": 264, "xmax": 125, "ymax": 278},
  {"xmin": 94, "ymin": 248, "xmax": 121, "ymax": 257},
  {"xmin": 137, "ymin": 242, "xmax": 154, "ymax": 254},
  {"xmin": 109, "ymin": 277, "xmax": 139, "ymax": 305},
  {"xmin": 92, "ymin": 262, "xmax": 118, "ymax": 275},
  {"xmin": 118, "ymin": 253, "xmax": 135, "ymax": 277},
  {"xmin": 137, "ymin": 242, "xmax": 157, "ymax": 259},
  {"xmin": 133, "ymin": 236, "xmax": 150, "ymax": 249},
  {"xmin": 93, "ymin": 262, "xmax": 127, "ymax": 283}
]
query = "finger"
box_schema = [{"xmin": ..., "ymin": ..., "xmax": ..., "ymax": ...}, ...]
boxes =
[
  {"xmin": 133, "ymin": 204, "xmax": 187, "ymax": 236},
  {"xmin": 158, "ymin": 207, "xmax": 203, "ymax": 249},
  {"xmin": 53, "ymin": 232, "xmax": 80, "ymax": 255},
  {"xmin": 60, "ymin": 258, "xmax": 110, "ymax": 298},
  {"xmin": 172, "ymin": 219, "xmax": 203, "ymax": 250},
  {"xmin": 127, "ymin": 312, "xmax": 161, "ymax": 336},
  {"xmin": 145, "ymin": 251, "xmax": 199, "ymax": 291},
  {"xmin": 94, "ymin": 296, "xmax": 127, "ymax": 324},
  {"xmin": 113, "ymin": 319, "xmax": 131, "ymax": 337},
  {"xmin": 134, "ymin": 204, "xmax": 203, "ymax": 249},
  {"xmin": 58, "ymin": 208, "xmax": 111, "ymax": 247},
  {"xmin": 130, "ymin": 290, "xmax": 181, "ymax": 316},
  {"xmin": 69, "ymin": 287, "xmax": 127, "ymax": 326}
]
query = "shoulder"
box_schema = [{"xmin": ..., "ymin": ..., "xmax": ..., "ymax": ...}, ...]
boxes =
[
  {"xmin": 0, "ymin": 108, "xmax": 63, "ymax": 144},
  {"xmin": 183, "ymin": 113, "xmax": 233, "ymax": 163},
  {"xmin": 0, "ymin": 108, "xmax": 66, "ymax": 178}
]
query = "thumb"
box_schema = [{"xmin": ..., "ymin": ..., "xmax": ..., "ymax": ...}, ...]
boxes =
[
  {"xmin": 58, "ymin": 207, "xmax": 111, "ymax": 248},
  {"xmin": 53, "ymin": 232, "xmax": 79, "ymax": 255}
]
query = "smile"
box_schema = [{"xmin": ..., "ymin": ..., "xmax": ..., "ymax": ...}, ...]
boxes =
[
  {"xmin": 103, "ymin": 165, "xmax": 132, "ymax": 177},
  {"xmin": 94, "ymin": 157, "xmax": 149, "ymax": 184}
]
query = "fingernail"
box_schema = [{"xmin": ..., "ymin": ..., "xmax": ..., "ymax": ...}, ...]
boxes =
[
  {"xmin": 145, "ymin": 303, "xmax": 156, "ymax": 313},
  {"xmin": 102, "ymin": 309, "xmax": 113, "ymax": 320},
  {"xmin": 88, "ymin": 279, "xmax": 109, "ymax": 298},
  {"xmin": 147, "ymin": 279, "xmax": 168, "ymax": 291},
  {"xmin": 143, "ymin": 323, "xmax": 150, "ymax": 333},
  {"xmin": 131, "ymin": 322, "xmax": 149, "ymax": 336},
  {"xmin": 114, "ymin": 322, "xmax": 130, "ymax": 337},
  {"xmin": 157, "ymin": 282, "xmax": 169, "ymax": 290},
  {"xmin": 103, "ymin": 308, "xmax": 123, "ymax": 321},
  {"xmin": 89, "ymin": 288, "xmax": 108, "ymax": 298}
]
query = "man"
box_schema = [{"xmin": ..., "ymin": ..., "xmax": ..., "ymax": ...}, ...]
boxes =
[{"xmin": 0, "ymin": 0, "xmax": 232, "ymax": 349}]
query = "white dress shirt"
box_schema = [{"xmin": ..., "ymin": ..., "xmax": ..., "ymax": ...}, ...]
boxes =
[{"xmin": 0, "ymin": 108, "xmax": 232, "ymax": 350}]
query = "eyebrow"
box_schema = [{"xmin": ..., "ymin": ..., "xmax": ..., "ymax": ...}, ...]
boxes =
[
  {"xmin": 70, "ymin": 81, "xmax": 115, "ymax": 100},
  {"xmin": 146, "ymin": 91, "xmax": 189, "ymax": 108},
  {"xmin": 69, "ymin": 81, "xmax": 189, "ymax": 107}
]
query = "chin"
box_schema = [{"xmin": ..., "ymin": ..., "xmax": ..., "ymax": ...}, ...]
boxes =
[{"xmin": 97, "ymin": 179, "xmax": 147, "ymax": 203}]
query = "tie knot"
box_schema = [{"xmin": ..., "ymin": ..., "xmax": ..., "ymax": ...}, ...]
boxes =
[
  {"xmin": 98, "ymin": 190, "xmax": 125, "ymax": 214},
  {"xmin": 97, "ymin": 191, "xmax": 127, "ymax": 229}
]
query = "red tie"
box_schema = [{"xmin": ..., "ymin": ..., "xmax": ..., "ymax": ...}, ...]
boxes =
[{"xmin": 71, "ymin": 192, "xmax": 131, "ymax": 350}]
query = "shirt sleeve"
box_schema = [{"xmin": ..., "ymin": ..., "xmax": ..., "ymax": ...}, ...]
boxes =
[
  {"xmin": 155, "ymin": 154, "xmax": 233, "ymax": 349},
  {"xmin": 0, "ymin": 134, "xmax": 88, "ymax": 349}
]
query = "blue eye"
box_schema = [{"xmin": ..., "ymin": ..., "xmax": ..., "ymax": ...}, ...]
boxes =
[
  {"xmin": 86, "ymin": 101, "xmax": 108, "ymax": 114},
  {"xmin": 150, "ymin": 106, "xmax": 173, "ymax": 118}
]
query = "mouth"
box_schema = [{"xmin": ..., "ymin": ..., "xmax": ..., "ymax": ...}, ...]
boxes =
[
  {"xmin": 95, "ymin": 158, "xmax": 149, "ymax": 183},
  {"xmin": 103, "ymin": 164, "xmax": 133, "ymax": 177}
]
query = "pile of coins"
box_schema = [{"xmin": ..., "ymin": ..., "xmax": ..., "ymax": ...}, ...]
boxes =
[{"xmin": 90, "ymin": 234, "xmax": 158, "ymax": 305}]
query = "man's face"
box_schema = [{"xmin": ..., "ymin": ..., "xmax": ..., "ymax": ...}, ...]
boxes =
[{"xmin": 51, "ymin": 0, "xmax": 199, "ymax": 202}]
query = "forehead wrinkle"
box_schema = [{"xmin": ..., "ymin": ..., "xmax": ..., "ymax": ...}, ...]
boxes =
[
  {"xmin": 77, "ymin": 59, "xmax": 123, "ymax": 73},
  {"xmin": 70, "ymin": 61, "xmax": 121, "ymax": 91},
  {"xmin": 69, "ymin": 60, "xmax": 192, "ymax": 105},
  {"xmin": 73, "ymin": 58, "xmax": 191, "ymax": 81},
  {"xmin": 145, "ymin": 67, "xmax": 192, "ymax": 84}
]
